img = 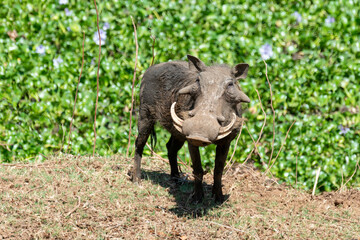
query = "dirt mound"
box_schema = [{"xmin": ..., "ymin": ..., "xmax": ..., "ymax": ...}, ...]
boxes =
[{"xmin": 0, "ymin": 155, "xmax": 359, "ymax": 239}]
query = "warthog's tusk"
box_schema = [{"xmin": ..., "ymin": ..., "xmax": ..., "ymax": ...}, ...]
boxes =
[
  {"xmin": 216, "ymin": 113, "xmax": 236, "ymax": 140},
  {"xmin": 170, "ymin": 102, "xmax": 183, "ymax": 133}
]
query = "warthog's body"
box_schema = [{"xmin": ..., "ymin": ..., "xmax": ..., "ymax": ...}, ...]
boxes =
[{"xmin": 131, "ymin": 55, "xmax": 250, "ymax": 202}]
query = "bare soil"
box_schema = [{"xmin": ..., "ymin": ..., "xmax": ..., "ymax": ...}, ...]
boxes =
[{"xmin": 0, "ymin": 155, "xmax": 359, "ymax": 239}]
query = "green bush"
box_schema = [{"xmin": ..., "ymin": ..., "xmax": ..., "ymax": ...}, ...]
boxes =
[{"xmin": 1, "ymin": 0, "xmax": 359, "ymax": 191}]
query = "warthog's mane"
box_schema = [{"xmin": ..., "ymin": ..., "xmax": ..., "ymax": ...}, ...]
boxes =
[{"xmin": 206, "ymin": 63, "xmax": 232, "ymax": 75}]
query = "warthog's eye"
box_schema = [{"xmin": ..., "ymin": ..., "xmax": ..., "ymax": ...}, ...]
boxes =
[
  {"xmin": 225, "ymin": 81, "xmax": 241, "ymax": 103},
  {"xmin": 227, "ymin": 82, "xmax": 234, "ymax": 88}
]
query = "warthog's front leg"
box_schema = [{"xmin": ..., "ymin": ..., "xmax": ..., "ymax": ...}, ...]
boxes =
[
  {"xmin": 188, "ymin": 144, "xmax": 204, "ymax": 202},
  {"xmin": 212, "ymin": 143, "xmax": 230, "ymax": 202}
]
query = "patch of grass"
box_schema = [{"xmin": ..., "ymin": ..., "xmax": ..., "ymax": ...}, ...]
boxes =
[{"xmin": 0, "ymin": 155, "xmax": 359, "ymax": 239}]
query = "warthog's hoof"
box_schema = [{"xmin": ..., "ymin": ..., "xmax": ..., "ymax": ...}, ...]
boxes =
[
  {"xmin": 214, "ymin": 193, "xmax": 225, "ymax": 203},
  {"xmin": 191, "ymin": 190, "xmax": 204, "ymax": 203},
  {"xmin": 170, "ymin": 173, "xmax": 182, "ymax": 184},
  {"xmin": 212, "ymin": 187, "xmax": 225, "ymax": 203},
  {"xmin": 128, "ymin": 167, "xmax": 141, "ymax": 183}
]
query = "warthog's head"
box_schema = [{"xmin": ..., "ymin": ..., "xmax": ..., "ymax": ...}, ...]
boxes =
[{"xmin": 171, "ymin": 55, "xmax": 250, "ymax": 147}]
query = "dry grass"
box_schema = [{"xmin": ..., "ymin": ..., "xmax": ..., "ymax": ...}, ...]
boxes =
[{"xmin": 1, "ymin": 155, "xmax": 360, "ymax": 239}]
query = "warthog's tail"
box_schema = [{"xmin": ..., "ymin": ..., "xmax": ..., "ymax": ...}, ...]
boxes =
[{"xmin": 150, "ymin": 127, "xmax": 157, "ymax": 156}]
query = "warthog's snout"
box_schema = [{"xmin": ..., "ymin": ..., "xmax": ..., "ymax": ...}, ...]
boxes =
[
  {"xmin": 182, "ymin": 114, "xmax": 220, "ymax": 146},
  {"xmin": 171, "ymin": 102, "xmax": 237, "ymax": 146},
  {"xmin": 186, "ymin": 135, "xmax": 212, "ymax": 147}
]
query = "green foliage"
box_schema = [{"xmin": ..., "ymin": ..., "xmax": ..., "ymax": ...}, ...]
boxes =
[{"xmin": 0, "ymin": 0, "xmax": 359, "ymax": 191}]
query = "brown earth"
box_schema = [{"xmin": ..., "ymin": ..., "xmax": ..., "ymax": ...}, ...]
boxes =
[{"xmin": 0, "ymin": 155, "xmax": 359, "ymax": 239}]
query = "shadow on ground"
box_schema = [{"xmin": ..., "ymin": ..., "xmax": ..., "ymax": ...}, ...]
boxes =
[{"xmin": 142, "ymin": 169, "xmax": 229, "ymax": 218}]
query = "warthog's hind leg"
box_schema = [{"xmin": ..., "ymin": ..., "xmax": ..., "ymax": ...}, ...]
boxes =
[
  {"xmin": 131, "ymin": 112, "xmax": 155, "ymax": 183},
  {"xmin": 166, "ymin": 135, "xmax": 185, "ymax": 180}
]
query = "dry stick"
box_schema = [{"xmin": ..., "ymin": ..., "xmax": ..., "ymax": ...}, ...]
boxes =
[
  {"xmin": 0, "ymin": 143, "xmax": 11, "ymax": 151},
  {"xmin": 340, "ymin": 157, "xmax": 360, "ymax": 192},
  {"xmin": 92, "ymin": 0, "xmax": 101, "ymax": 157},
  {"xmin": 126, "ymin": 16, "xmax": 139, "ymax": 158},
  {"xmin": 26, "ymin": 185, "xmax": 44, "ymax": 194},
  {"xmin": 65, "ymin": 32, "xmax": 85, "ymax": 154},
  {"xmin": 266, "ymin": 120, "xmax": 296, "ymax": 174},
  {"xmin": 262, "ymin": 58, "xmax": 276, "ymax": 169},
  {"xmin": 145, "ymin": 142, "xmax": 167, "ymax": 164},
  {"xmin": 224, "ymin": 121, "xmax": 244, "ymax": 175},
  {"xmin": 243, "ymin": 124, "xmax": 262, "ymax": 162},
  {"xmin": 295, "ymin": 152, "xmax": 299, "ymax": 186},
  {"xmin": 144, "ymin": 142, "xmax": 190, "ymax": 170},
  {"xmin": 207, "ymin": 221, "xmax": 245, "ymax": 233},
  {"xmin": 241, "ymin": 89, "xmax": 266, "ymax": 165},
  {"xmin": 59, "ymin": 123, "xmax": 66, "ymax": 153},
  {"xmin": 254, "ymin": 89, "xmax": 267, "ymax": 152},
  {"xmin": 39, "ymin": 152, "xmax": 48, "ymax": 160},
  {"xmin": 149, "ymin": 29, "xmax": 156, "ymax": 66},
  {"xmin": 64, "ymin": 195, "xmax": 81, "ymax": 218},
  {"xmin": 242, "ymin": 148, "xmax": 255, "ymax": 165},
  {"xmin": 340, "ymin": 168, "xmax": 344, "ymax": 191},
  {"xmin": 312, "ymin": 167, "xmax": 321, "ymax": 196}
]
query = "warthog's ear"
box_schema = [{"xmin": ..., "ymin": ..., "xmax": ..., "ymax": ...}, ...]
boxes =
[
  {"xmin": 187, "ymin": 55, "xmax": 206, "ymax": 72},
  {"xmin": 232, "ymin": 63, "xmax": 249, "ymax": 80}
]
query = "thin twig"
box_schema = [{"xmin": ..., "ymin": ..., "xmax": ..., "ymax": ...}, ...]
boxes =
[
  {"xmin": 92, "ymin": 0, "xmax": 101, "ymax": 157},
  {"xmin": 254, "ymin": 89, "xmax": 266, "ymax": 155},
  {"xmin": 340, "ymin": 168, "xmax": 344, "ymax": 191},
  {"xmin": 39, "ymin": 152, "xmax": 48, "ymax": 160},
  {"xmin": 243, "ymin": 124, "xmax": 262, "ymax": 163},
  {"xmin": 66, "ymin": 32, "xmax": 85, "ymax": 154},
  {"xmin": 149, "ymin": 27, "xmax": 156, "ymax": 66},
  {"xmin": 126, "ymin": 16, "xmax": 139, "ymax": 158},
  {"xmin": 145, "ymin": 142, "xmax": 190, "ymax": 170},
  {"xmin": 295, "ymin": 152, "xmax": 299, "ymax": 186},
  {"xmin": 26, "ymin": 185, "xmax": 44, "ymax": 194},
  {"xmin": 145, "ymin": 142, "xmax": 168, "ymax": 164},
  {"xmin": 262, "ymin": 58, "xmax": 276, "ymax": 169},
  {"xmin": 312, "ymin": 167, "xmax": 321, "ymax": 196},
  {"xmin": 0, "ymin": 143, "xmax": 11, "ymax": 151},
  {"xmin": 224, "ymin": 121, "xmax": 244, "ymax": 175},
  {"xmin": 64, "ymin": 196, "xmax": 81, "ymax": 218},
  {"xmin": 207, "ymin": 221, "xmax": 245, "ymax": 233},
  {"xmin": 242, "ymin": 148, "xmax": 255, "ymax": 166},
  {"xmin": 340, "ymin": 157, "xmax": 360, "ymax": 192},
  {"xmin": 322, "ymin": 214, "xmax": 360, "ymax": 224},
  {"xmin": 2, "ymin": 162, "xmax": 52, "ymax": 167},
  {"xmin": 266, "ymin": 120, "xmax": 296, "ymax": 174},
  {"xmin": 59, "ymin": 123, "xmax": 66, "ymax": 153}
]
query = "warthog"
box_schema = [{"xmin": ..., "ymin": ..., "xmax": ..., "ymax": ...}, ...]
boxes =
[{"xmin": 130, "ymin": 55, "xmax": 250, "ymax": 202}]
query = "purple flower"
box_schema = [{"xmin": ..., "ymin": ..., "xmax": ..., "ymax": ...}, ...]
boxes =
[
  {"xmin": 65, "ymin": 8, "xmax": 73, "ymax": 16},
  {"xmin": 103, "ymin": 22, "xmax": 110, "ymax": 31},
  {"xmin": 53, "ymin": 56, "xmax": 63, "ymax": 68},
  {"xmin": 293, "ymin": 11, "xmax": 302, "ymax": 23},
  {"xmin": 93, "ymin": 30, "xmax": 106, "ymax": 46},
  {"xmin": 67, "ymin": 26, "xmax": 71, "ymax": 32},
  {"xmin": 325, "ymin": 16, "xmax": 335, "ymax": 25},
  {"xmin": 59, "ymin": 0, "xmax": 68, "ymax": 4},
  {"xmin": 36, "ymin": 45, "xmax": 45, "ymax": 55},
  {"xmin": 259, "ymin": 43, "xmax": 273, "ymax": 60},
  {"xmin": 339, "ymin": 125, "xmax": 350, "ymax": 135}
]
